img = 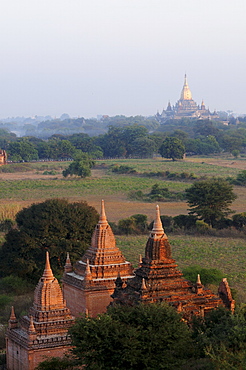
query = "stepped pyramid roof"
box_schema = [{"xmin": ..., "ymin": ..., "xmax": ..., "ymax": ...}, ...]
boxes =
[
  {"xmin": 112, "ymin": 206, "xmax": 232, "ymax": 319},
  {"xmin": 7, "ymin": 252, "xmax": 74, "ymax": 346},
  {"xmin": 72, "ymin": 200, "xmax": 134, "ymax": 280}
]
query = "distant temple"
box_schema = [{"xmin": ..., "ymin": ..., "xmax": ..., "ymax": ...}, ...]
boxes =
[
  {"xmin": 156, "ymin": 75, "xmax": 219, "ymax": 121},
  {"xmin": 6, "ymin": 202, "xmax": 235, "ymax": 369}
]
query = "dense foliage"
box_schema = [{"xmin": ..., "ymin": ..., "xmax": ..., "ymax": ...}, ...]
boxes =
[
  {"xmin": 185, "ymin": 178, "xmax": 237, "ymax": 227},
  {"xmin": 0, "ymin": 199, "xmax": 99, "ymax": 282},
  {"xmin": 37, "ymin": 303, "xmax": 246, "ymax": 370},
  {"xmin": 1, "ymin": 115, "xmax": 246, "ymax": 161}
]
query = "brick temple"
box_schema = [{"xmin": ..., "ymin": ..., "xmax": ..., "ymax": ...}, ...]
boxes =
[
  {"xmin": 6, "ymin": 252, "xmax": 74, "ymax": 370},
  {"xmin": 112, "ymin": 205, "xmax": 235, "ymax": 319},
  {"xmin": 6, "ymin": 202, "xmax": 235, "ymax": 369},
  {"xmin": 62, "ymin": 200, "xmax": 134, "ymax": 317}
]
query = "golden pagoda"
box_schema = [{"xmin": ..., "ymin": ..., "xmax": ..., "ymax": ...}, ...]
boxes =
[{"xmin": 158, "ymin": 75, "xmax": 218, "ymax": 121}]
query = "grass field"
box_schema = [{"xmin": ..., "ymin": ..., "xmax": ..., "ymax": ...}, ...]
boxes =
[
  {"xmin": 0, "ymin": 156, "xmax": 245, "ymax": 221},
  {"xmin": 117, "ymin": 234, "xmax": 246, "ymax": 303}
]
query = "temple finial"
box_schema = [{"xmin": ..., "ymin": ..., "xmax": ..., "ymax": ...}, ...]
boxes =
[
  {"xmin": 84, "ymin": 259, "xmax": 92, "ymax": 281},
  {"xmin": 9, "ymin": 306, "xmax": 18, "ymax": 329},
  {"xmin": 10, "ymin": 306, "xmax": 16, "ymax": 321},
  {"xmin": 139, "ymin": 254, "xmax": 142, "ymax": 267},
  {"xmin": 64, "ymin": 252, "xmax": 73, "ymax": 273},
  {"xmin": 28, "ymin": 316, "xmax": 36, "ymax": 333},
  {"xmin": 197, "ymin": 274, "xmax": 201, "ymax": 285},
  {"xmin": 99, "ymin": 200, "xmax": 107, "ymax": 224},
  {"xmin": 141, "ymin": 278, "xmax": 147, "ymax": 291},
  {"xmin": 152, "ymin": 205, "xmax": 164, "ymax": 234},
  {"xmin": 43, "ymin": 251, "xmax": 54, "ymax": 280}
]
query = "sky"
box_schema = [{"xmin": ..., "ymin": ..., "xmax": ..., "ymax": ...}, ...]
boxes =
[{"xmin": 0, "ymin": 0, "xmax": 245, "ymax": 118}]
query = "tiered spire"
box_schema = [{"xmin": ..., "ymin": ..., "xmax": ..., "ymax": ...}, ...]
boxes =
[
  {"xmin": 80, "ymin": 200, "xmax": 131, "ymax": 269},
  {"xmin": 42, "ymin": 251, "xmax": 54, "ymax": 280},
  {"xmin": 145, "ymin": 205, "xmax": 171, "ymax": 261},
  {"xmin": 180, "ymin": 74, "xmax": 192, "ymax": 100},
  {"xmin": 152, "ymin": 205, "xmax": 164, "ymax": 236},
  {"xmin": 98, "ymin": 199, "xmax": 107, "ymax": 225},
  {"xmin": 64, "ymin": 252, "xmax": 73, "ymax": 273},
  {"xmin": 33, "ymin": 251, "xmax": 65, "ymax": 311},
  {"xmin": 8, "ymin": 306, "xmax": 18, "ymax": 329}
]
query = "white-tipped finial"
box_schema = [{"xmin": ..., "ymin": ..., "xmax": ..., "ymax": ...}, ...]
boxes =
[
  {"xmin": 152, "ymin": 205, "xmax": 164, "ymax": 234},
  {"xmin": 141, "ymin": 278, "xmax": 147, "ymax": 291},
  {"xmin": 197, "ymin": 274, "xmax": 201, "ymax": 285}
]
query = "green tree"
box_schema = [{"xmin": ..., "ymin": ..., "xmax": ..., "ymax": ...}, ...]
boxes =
[
  {"xmin": 8, "ymin": 140, "xmax": 38, "ymax": 162},
  {"xmin": 62, "ymin": 153, "xmax": 94, "ymax": 178},
  {"xmin": 159, "ymin": 137, "xmax": 185, "ymax": 161},
  {"xmin": 0, "ymin": 199, "xmax": 99, "ymax": 282},
  {"xmin": 185, "ymin": 178, "xmax": 237, "ymax": 227},
  {"xmin": 69, "ymin": 303, "xmax": 194, "ymax": 369}
]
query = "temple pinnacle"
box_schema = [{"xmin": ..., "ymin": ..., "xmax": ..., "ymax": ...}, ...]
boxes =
[
  {"xmin": 28, "ymin": 316, "xmax": 36, "ymax": 333},
  {"xmin": 10, "ymin": 306, "xmax": 16, "ymax": 321},
  {"xmin": 152, "ymin": 205, "xmax": 164, "ymax": 234},
  {"xmin": 197, "ymin": 274, "xmax": 202, "ymax": 285},
  {"xmin": 99, "ymin": 199, "xmax": 108, "ymax": 225},
  {"xmin": 43, "ymin": 251, "xmax": 54, "ymax": 280}
]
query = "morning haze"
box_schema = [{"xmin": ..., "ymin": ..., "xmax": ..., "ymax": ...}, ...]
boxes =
[{"xmin": 0, "ymin": 0, "xmax": 245, "ymax": 118}]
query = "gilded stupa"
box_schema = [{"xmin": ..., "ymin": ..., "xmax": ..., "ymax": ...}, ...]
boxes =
[{"xmin": 157, "ymin": 75, "xmax": 218, "ymax": 121}]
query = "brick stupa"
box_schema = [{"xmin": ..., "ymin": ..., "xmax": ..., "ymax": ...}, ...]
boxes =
[
  {"xmin": 6, "ymin": 252, "xmax": 74, "ymax": 370},
  {"xmin": 62, "ymin": 200, "xmax": 134, "ymax": 317},
  {"xmin": 112, "ymin": 205, "xmax": 234, "ymax": 319}
]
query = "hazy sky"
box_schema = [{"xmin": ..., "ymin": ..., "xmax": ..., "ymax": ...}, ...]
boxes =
[{"xmin": 0, "ymin": 0, "xmax": 245, "ymax": 118}]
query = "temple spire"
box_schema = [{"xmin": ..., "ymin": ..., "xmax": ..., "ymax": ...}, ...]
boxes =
[
  {"xmin": 99, "ymin": 199, "xmax": 108, "ymax": 225},
  {"xmin": 10, "ymin": 306, "xmax": 16, "ymax": 321},
  {"xmin": 43, "ymin": 251, "xmax": 54, "ymax": 280},
  {"xmin": 28, "ymin": 316, "xmax": 36, "ymax": 333},
  {"xmin": 64, "ymin": 252, "xmax": 73, "ymax": 273},
  {"xmin": 8, "ymin": 306, "xmax": 18, "ymax": 329},
  {"xmin": 180, "ymin": 74, "xmax": 192, "ymax": 100},
  {"xmin": 84, "ymin": 259, "xmax": 92, "ymax": 281},
  {"xmin": 152, "ymin": 205, "xmax": 164, "ymax": 235}
]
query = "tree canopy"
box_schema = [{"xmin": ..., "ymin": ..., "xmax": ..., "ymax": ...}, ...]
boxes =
[
  {"xmin": 159, "ymin": 137, "xmax": 185, "ymax": 161},
  {"xmin": 37, "ymin": 303, "xmax": 193, "ymax": 370},
  {"xmin": 0, "ymin": 199, "xmax": 99, "ymax": 282},
  {"xmin": 185, "ymin": 178, "xmax": 237, "ymax": 227}
]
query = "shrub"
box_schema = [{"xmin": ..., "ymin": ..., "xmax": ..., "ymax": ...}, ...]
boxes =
[
  {"xmin": 173, "ymin": 214, "xmax": 197, "ymax": 230},
  {"xmin": 111, "ymin": 164, "xmax": 136, "ymax": 174},
  {"xmin": 182, "ymin": 266, "xmax": 224, "ymax": 286}
]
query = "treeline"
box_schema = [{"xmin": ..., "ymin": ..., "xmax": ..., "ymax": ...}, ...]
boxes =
[{"xmin": 1, "ymin": 117, "xmax": 246, "ymax": 161}]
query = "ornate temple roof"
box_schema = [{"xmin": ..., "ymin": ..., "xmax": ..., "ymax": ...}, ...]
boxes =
[
  {"xmin": 112, "ymin": 206, "xmax": 233, "ymax": 319},
  {"xmin": 67, "ymin": 200, "xmax": 134, "ymax": 281},
  {"xmin": 33, "ymin": 251, "xmax": 65, "ymax": 311},
  {"xmin": 7, "ymin": 252, "xmax": 74, "ymax": 349}
]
